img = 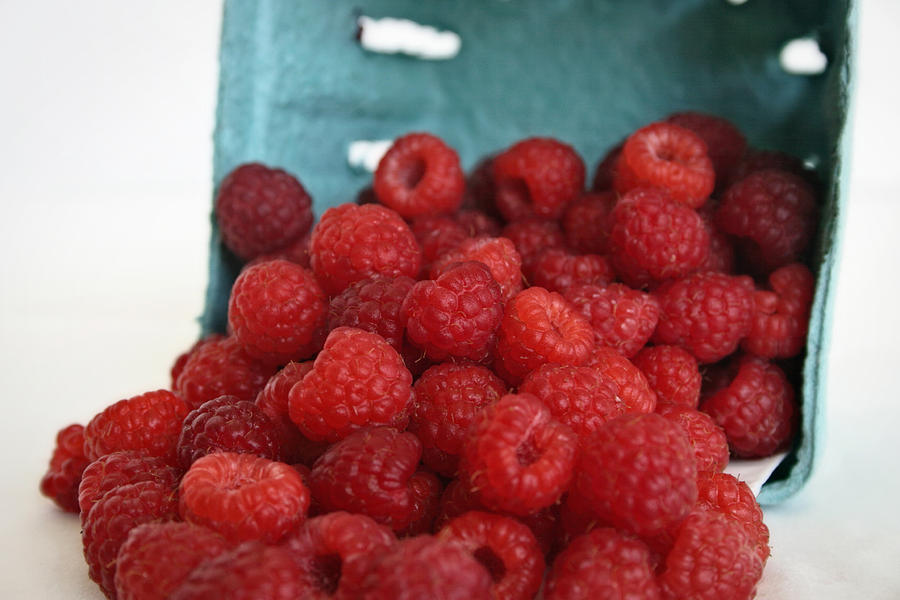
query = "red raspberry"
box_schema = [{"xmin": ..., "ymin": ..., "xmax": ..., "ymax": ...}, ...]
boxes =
[
  {"xmin": 696, "ymin": 471, "xmax": 770, "ymax": 564},
  {"xmin": 455, "ymin": 209, "xmax": 501, "ymax": 237},
  {"xmin": 666, "ymin": 111, "xmax": 747, "ymax": 181},
  {"xmin": 175, "ymin": 336, "xmax": 277, "ymax": 409},
  {"xmin": 494, "ymin": 287, "xmax": 594, "ymax": 385},
  {"xmin": 228, "ymin": 259, "xmax": 327, "ymax": 365},
  {"xmin": 659, "ymin": 510, "xmax": 763, "ymax": 600},
  {"xmin": 214, "ymin": 163, "xmax": 313, "ymax": 262},
  {"xmin": 430, "ymin": 236, "xmax": 524, "ymax": 303},
  {"xmin": 459, "ymin": 394, "xmax": 577, "ymax": 516},
  {"xmin": 408, "ymin": 362, "xmax": 507, "ymax": 477},
  {"xmin": 726, "ymin": 148, "xmax": 813, "ymax": 189},
  {"xmin": 574, "ymin": 413, "xmax": 697, "ymax": 537},
  {"xmin": 743, "ymin": 262, "xmax": 815, "ymax": 359},
  {"xmin": 84, "ymin": 390, "xmax": 189, "ymax": 463},
  {"xmin": 492, "ymin": 137, "xmax": 585, "ymax": 221},
  {"xmin": 586, "ymin": 346, "xmax": 658, "ymax": 403},
  {"xmin": 652, "ymin": 271, "xmax": 755, "ymax": 363},
  {"xmin": 615, "ymin": 122, "xmax": 715, "ymax": 208},
  {"xmin": 701, "ymin": 355, "xmax": 796, "ymax": 457},
  {"xmin": 403, "ymin": 261, "xmax": 504, "ymax": 363},
  {"xmin": 327, "ymin": 275, "xmax": 416, "ymax": 352},
  {"xmin": 250, "ymin": 230, "xmax": 312, "ymax": 269},
  {"xmin": 561, "ymin": 192, "xmax": 616, "ymax": 254},
  {"xmin": 39, "ymin": 423, "xmax": 90, "ymax": 513},
  {"xmin": 462, "ymin": 156, "xmax": 499, "ymax": 216},
  {"xmin": 632, "ymin": 345, "xmax": 702, "ymax": 408},
  {"xmin": 564, "ymin": 283, "xmax": 660, "ymax": 358},
  {"xmin": 82, "ymin": 481, "xmax": 179, "ymax": 597},
  {"xmin": 590, "ymin": 142, "xmax": 623, "ymax": 191},
  {"xmin": 656, "ymin": 404, "xmax": 730, "ymax": 474},
  {"xmin": 289, "ymin": 327, "xmax": 413, "ymax": 442},
  {"xmin": 500, "ymin": 219, "xmax": 567, "ymax": 274},
  {"xmin": 373, "ymin": 132, "xmax": 465, "ymax": 219},
  {"xmin": 437, "ymin": 511, "xmax": 544, "ymax": 600},
  {"xmin": 78, "ymin": 452, "xmax": 181, "ymax": 518},
  {"xmin": 397, "ymin": 470, "xmax": 443, "ymax": 537},
  {"xmin": 114, "ymin": 522, "xmax": 231, "ymax": 600},
  {"xmin": 608, "ymin": 187, "xmax": 710, "ymax": 287},
  {"xmin": 696, "ymin": 202, "xmax": 737, "ymax": 274},
  {"xmin": 310, "ymin": 203, "xmax": 422, "ymax": 296},
  {"xmin": 177, "ymin": 396, "xmax": 283, "ymax": 469},
  {"xmin": 544, "ymin": 527, "xmax": 661, "ymax": 600},
  {"xmin": 308, "ymin": 427, "xmax": 422, "ymax": 532},
  {"xmin": 170, "ymin": 334, "xmax": 224, "ymax": 390},
  {"xmin": 179, "ymin": 452, "xmax": 309, "ymax": 544},
  {"xmin": 528, "ymin": 249, "xmax": 614, "ymax": 294},
  {"xmin": 410, "ymin": 215, "xmax": 468, "ymax": 270},
  {"xmin": 716, "ymin": 169, "xmax": 818, "ymax": 272}
]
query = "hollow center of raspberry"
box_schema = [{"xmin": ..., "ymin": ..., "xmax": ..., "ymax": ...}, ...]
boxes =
[
  {"xmin": 473, "ymin": 546, "xmax": 507, "ymax": 583},
  {"xmin": 399, "ymin": 158, "xmax": 426, "ymax": 189},
  {"xmin": 516, "ymin": 436, "xmax": 540, "ymax": 466},
  {"xmin": 311, "ymin": 553, "xmax": 343, "ymax": 595}
]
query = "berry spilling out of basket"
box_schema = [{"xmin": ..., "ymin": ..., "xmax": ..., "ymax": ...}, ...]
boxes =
[{"xmin": 42, "ymin": 112, "xmax": 819, "ymax": 600}]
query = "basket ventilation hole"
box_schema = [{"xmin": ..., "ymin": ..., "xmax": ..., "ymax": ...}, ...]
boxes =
[
  {"xmin": 803, "ymin": 154, "xmax": 820, "ymax": 170},
  {"xmin": 725, "ymin": 0, "xmax": 749, "ymax": 5},
  {"xmin": 780, "ymin": 38, "xmax": 828, "ymax": 75},
  {"xmin": 356, "ymin": 15, "xmax": 461, "ymax": 60},
  {"xmin": 348, "ymin": 139, "xmax": 393, "ymax": 173}
]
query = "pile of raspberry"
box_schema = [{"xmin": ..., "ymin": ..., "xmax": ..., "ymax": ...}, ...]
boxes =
[{"xmin": 41, "ymin": 113, "xmax": 819, "ymax": 600}]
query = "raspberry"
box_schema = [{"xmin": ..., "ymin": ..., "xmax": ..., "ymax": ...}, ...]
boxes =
[
  {"xmin": 544, "ymin": 527, "xmax": 661, "ymax": 600},
  {"xmin": 564, "ymin": 283, "xmax": 660, "ymax": 358},
  {"xmin": 666, "ymin": 111, "xmax": 747, "ymax": 181},
  {"xmin": 701, "ymin": 355, "xmax": 796, "ymax": 457},
  {"xmin": 250, "ymin": 230, "xmax": 312, "ymax": 268},
  {"xmin": 561, "ymin": 192, "xmax": 616, "ymax": 255},
  {"xmin": 403, "ymin": 261, "xmax": 504, "ymax": 363},
  {"xmin": 615, "ymin": 122, "xmax": 715, "ymax": 208},
  {"xmin": 574, "ymin": 413, "xmax": 697, "ymax": 537},
  {"xmin": 39, "ymin": 423, "xmax": 90, "ymax": 513},
  {"xmin": 310, "ymin": 203, "xmax": 422, "ymax": 296},
  {"xmin": 500, "ymin": 219, "xmax": 567, "ymax": 274},
  {"xmin": 410, "ymin": 215, "xmax": 468, "ymax": 270},
  {"xmin": 408, "ymin": 362, "xmax": 507, "ymax": 477},
  {"xmin": 528, "ymin": 249, "xmax": 614, "ymax": 294},
  {"xmin": 178, "ymin": 452, "xmax": 310, "ymax": 544},
  {"xmin": 288, "ymin": 327, "xmax": 413, "ymax": 442},
  {"xmin": 114, "ymin": 522, "xmax": 230, "ymax": 600},
  {"xmin": 658, "ymin": 510, "xmax": 763, "ymax": 600},
  {"xmin": 455, "ymin": 209, "xmax": 501, "ymax": 237},
  {"xmin": 177, "ymin": 396, "xmax": 283, "ymax": 469},
  {"xmin": 696, "ymin": 472, "xmax": 771, "ymax": 564},
  {"xmin": 494, "ymin": 287, "xmax": 594, "ymax": 385},
  {"xmin": 214, "ymin": 163, "xmax": 313, "ymax": 261},
  {"xmin": 396, "ymin": 470, "xmax": 443, "ymax": 537},
  {"xmin": 492, "ymin": 137, "xmax": 585, "ymax": 221},
  {"xmin": 170, "ymin": 334, "xmax": 224, "ymax": 390},
  {"xmin": 608, "ymin": 187, "xmax": 710, "ymax": 287},
  {"xmin": 632, "ymin": 345, "xmax": 702, "ymax": 408},
  {"xmin": 656, "ymin": 404, "xmax": 730, "ymax": 473},
  {"xmin": 429, "ymin": 236, "xmax": 524, "ymax": 302},
  {"xmin": 437, "ymin": 511, "xmax": 544, "ymax": 600},
  {"xmin": 373, "ymin": 132, "xmax": 465, "ymax": 219},
  {"xmin": 586, "ymin": 346, "xmax": 658, "ymax": 402},
  {"xmin": 652, "ymin": 271, "xmax": 755, "ymax": 363},
  {"xmin": 696, "ymin": 200, "xmax": 737, "ymax": 274},
  {"xmin": 309, "ymin": 427, "xmax": 422, "ymax": 532},
  {"xmin": 716, "ymin": 169, "xmax": 818, "ymax": 272},
  {"xmin": 462, "ymin": 156, "xmax": 499, "ymax": 216},
  {"xmin": 175, "ymin": 336, "xmax": 277, "ymax": 409},
  {"xmin": 84, "ymin": 390, "xmax": 189, "ymax": 463},
  {"xmin": 78, "ymin": 452, "xmax": 181, "ymax": 518},
  {"xmin": 327, "ymin": 275, "xmax": 416, "ymax": 352},
  {"xmin": 743, "ymin": 262, "xmax": 815, "ymax": 358},
  {"xmin": 82, "ymin": 481, "xmax": 179, "ymax": 597},
  {"xmin": 459, "ymin": 394, "xmax": 577, "ymax": 516},
  {"xmin": 228, "ymin": 259, "xmax": 327, "ymax": 365},
  {"xmin": 726, "ymin": 148, "xmax": 812, "ymax": 189},
  {"xmin": 590, "ymin": 142, "xmax": 623, "ymax": 191}
]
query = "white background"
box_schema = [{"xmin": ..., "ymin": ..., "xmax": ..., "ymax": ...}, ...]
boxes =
[{"xmin": 1, "ymin": 1, "xmax": 898, "ymax": 598}]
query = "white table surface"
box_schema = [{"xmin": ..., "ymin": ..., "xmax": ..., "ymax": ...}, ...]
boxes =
[{"xmin": 2, "ymin": 1, "xmax": 899, "ymax": 598}]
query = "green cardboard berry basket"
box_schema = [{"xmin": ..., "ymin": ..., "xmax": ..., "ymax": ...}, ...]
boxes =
[{"xmin": 201, "ymin": 0, "xmax": 855, "ymax": 504}]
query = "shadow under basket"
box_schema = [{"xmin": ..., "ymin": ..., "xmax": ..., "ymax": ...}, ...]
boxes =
[{"xmin": 200, "ymin": 0, "xmax": 855, "ymax": 505}]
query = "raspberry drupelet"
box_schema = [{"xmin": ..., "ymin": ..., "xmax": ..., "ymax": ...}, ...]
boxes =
[
  {"xmin": 564, "ymin": 283, "xmax": 660, "ymax": 358},
  {"xmin": 39, "ymin": 423, "xmax": 90, "ymax": 513}
]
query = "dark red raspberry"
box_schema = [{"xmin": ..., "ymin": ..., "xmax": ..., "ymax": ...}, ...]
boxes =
[
  {"xmin": 228, "ymin": 259, "xmax": 327, "ymax": 365},
  {"xmin": 491, "ymin": 137, "xmax": 585, "ymax": 222},
  {"xmin": 632, "ymin": 345, "xmax": 702, "ymax": 408},
  {"xmin": 214, "ymin": 163, "xmax": 313, "ymax": 261},
  {"xmin": 564, "ymin": 283, "xmax": 660, "ymax": 358},
  {"xmin": 40, "ymin": 424, "xmax": 90, "ymax": 513},
  {"xmin": 410, "ymin": 215, "xmax": 468, "ymax": 270},
  {"xmin": 170, "ymin": 334, "xmax": 224, "ymax": 390},
  {"xmin": 561, "ymin": 192, "xmax": 616, "ymax": 255},
  {"xmin": 310, "ymin": 203, "xmax": 422, "ymax": 296},
  {"xmin": 494, "ymin": 287, "xmax": 594, "ymax": 385},
  {"xmin": 658, "ymin": 510, "xmax": 763, "ymax": 600},
  {"xmin": 726, "ymin": 148, "xmax": 813, "ymax": 189},
  {"xmin": 327, "ymin": 275, "xmax": 416, "ymax": 352},
  {"xmin": 289, "ymin": 327, "xmax": 413, "ymax": 442},
  {"xmin": 652, "ymin": 271, "xmax": 755, "ymax": 364},
  {"xmin": 179, "ymin": 452, "xmax": 310, "ymax": 544},
  {"xmin": 308, "ymin": 427, "xmax": 422, "ymax": 532},
  {"xmin": 437, "ymin": 511, "xmax": 544, "ymax": 600},
  {"xmin": 696, "ymin": 201, "xmax": 737, "ymax": 274},
  {"xmin": 615, "ymin": 122, "xmax": 715, "ymax": 208},
  {"xmin": 408, "ymin": 362, "xmax": 507, "ymax": 477},
  {"xmin": 373, "ymin": 132, "xmax": 465, "ymax": 219},
  {"xmin": 459, "ymin": 394, "xmax": 577, "ymax": 516},
  {"xmin": 544, "ymin": 527, "xmax": 661, "ymax": 600},
  {"xmin": 743, "ymin": 262, "xmax": 815, "ymax": 359},
  {"xmin": 455, "ymin": 209, "xmax": 502, "ymax": 237},
  {"xmin": 177, "ymin": 396, "xmax": 282, "ymax": 469},
  {"xmin": 701, "ymin": 355, "xmax": 796, "ymax": 457},
  {"xmin": 696, "ymin": 472, "xmax": 770, "ymax": 563},
  {"xmin": 500, "ymin": 219, "xmax": 567, "ymax": 274},
  {"xmin": 590, "ymin": 142, "xmax": 623, "ymax": 191},
  {"xmin": 403, "ymin": 261, "xmax": 503, "ymax": 363},
  {"xmin": 609, "ymin": 187, "xmax": 710, "ymax": 287},
  {"xmin": 114, "ymin": 522, "xmax": 231, "ymax": 600},
  {"xmin": 558, "ymin": 490, "xmax": 599, "ymax": 543},
  {"xmin": 175, "ymin": 336, "xmax": 277, "ymax": 409},
  {"xmin": 528, "ymin": 249, "xmax": 614, "ymax": 294},
  {"xmin": 656, "ymin": 404, "xmax": 730, "ymax": 474},
  {"xmin": 84, "ymin": 390, "xmax": 189, "ymax": 463},
  {"xmin": 716, "ymin": 169, "xmax": 818, "ymax": 272},
  {"xmin": 78, "ymin": 452, "xmax": 181, "ymax": 518},
  {"xmin": 462, "ymin": 156, "xmax": 499, "ymax": 216},
  {"xmin": 82, "ymin": 481, "xmax": 179, "ymax": 597},
  {"xmin": 574, "ymin": 413, "xmax": 697, "ymax": 537},
  {"xmin": 666, "ymin": 111, "xmax": 747, "ymax": 181},
  {"xmin": 429, "ymin": 236, "xmax": 524, "ymax": 302},
  {"xmin": 397, "ymin": 471, "xmax": 443, "ymax": 537}
]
